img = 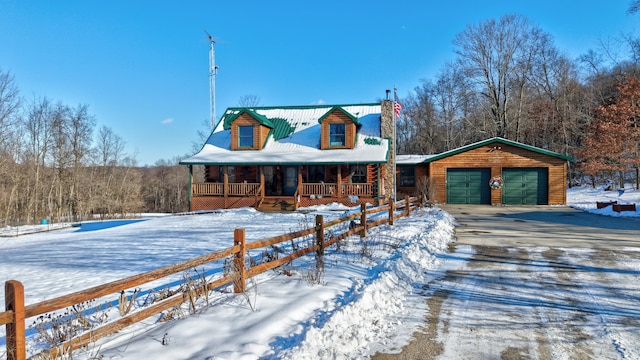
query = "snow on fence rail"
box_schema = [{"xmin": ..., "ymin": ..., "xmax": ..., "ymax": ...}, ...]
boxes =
[{"xmin": 1, "ymin": 196, "xmax": 420, "ymax": 360}]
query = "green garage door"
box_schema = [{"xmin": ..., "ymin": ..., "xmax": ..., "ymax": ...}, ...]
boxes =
[
  {"xmin": 502, "ymin": 168, "xmax": 548, "ymax": 205},
  {"xmin": 446, "ymin": 168, "xmax": 491, "ymax": 204}
]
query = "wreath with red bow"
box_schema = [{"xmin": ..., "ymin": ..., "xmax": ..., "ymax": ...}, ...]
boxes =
[{"xmin": 489, "ymin": 176, "xmax": 503, "ymax": 189}]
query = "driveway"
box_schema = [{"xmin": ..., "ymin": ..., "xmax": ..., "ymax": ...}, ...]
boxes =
[{"xmin": 372, "ymin": 205, "xmax": 640, "ymax": 360}]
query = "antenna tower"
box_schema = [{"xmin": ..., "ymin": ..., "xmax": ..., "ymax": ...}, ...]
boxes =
[{"xmin": 205, "ymin": 31, "xmax": 218, "ymax": 129}]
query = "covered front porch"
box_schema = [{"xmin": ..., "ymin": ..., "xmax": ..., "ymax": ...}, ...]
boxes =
[{"xmin": 187, "ymin": 164, "xmax": 385, "ymax": 211}]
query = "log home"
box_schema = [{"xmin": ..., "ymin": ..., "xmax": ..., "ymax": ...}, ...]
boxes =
[{"xmin": 181, "ymin": 101, "xmax": 397, "ymax": 211}]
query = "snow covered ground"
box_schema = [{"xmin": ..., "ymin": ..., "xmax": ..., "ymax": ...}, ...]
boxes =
[
  {"xmin": 0, "ymin": 205, "xmax": 456, "ymax": 359},
  {"xmin": 568, "ymin": 184, "xmax": 640, "ymax": 217},
  {"xmin": 0, "ymin": 185, "xmax": 638, "ymax": 359}
]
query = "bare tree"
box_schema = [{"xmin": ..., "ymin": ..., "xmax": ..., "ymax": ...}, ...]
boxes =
[
  {"xmin": 0, "ymin": 69, "xmax": 22, "ymax": 225},
  {"xmin": 629, "ymin": 0, "xmax": 640, "ymax": 13},
  {"xmin": 0, "ymin": 69, "xmax": 21, "ymax": 152},
  {"xmin": 453, "ymin": 14, "xmax": 550, "ymax": 138},
  {"xmin": 237, "ymin": 94, "xmax": 260, "ymax": 107},
  {"xmin": 66, "ymin": 104, "xmax": 95, "ymax": 219},
  {"xmin": 95, "ymin": 125, "xmax": 126, "ymax": 167},
  {"xmin": 22, "ymin": 97, "xmax": 55, "ymax": 223}
]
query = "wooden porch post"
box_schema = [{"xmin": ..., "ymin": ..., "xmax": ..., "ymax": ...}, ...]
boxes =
[
  {"xmin": 223, "ymin": 166, "xmax": 229, "ymax": 208},
  {"xmin": 376, "ymin": 164, "xmax": 382, "ymax": 206},
  {"xmin": 337, "ymin": 166, "xmax": 342, "ymax": 201},
  {"xmin": 187, "ymin": 165, "xmax": 193, "ymax": 212},
  {"xmin": 297, "ymin": 168, "xmax": 303, "ymax": 195},
  {"xmin": 259, "ymin": 166, "xmax": 265, "ymax": 201}
]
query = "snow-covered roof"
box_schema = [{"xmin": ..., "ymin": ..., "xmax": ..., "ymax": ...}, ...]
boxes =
[
  {"xmin": 181, "ymin": 103, "xmax": 389, "ymax": 165},
  {"xmin": 395, "ymin": 155, "xmax": 435, "ymax": 165}
]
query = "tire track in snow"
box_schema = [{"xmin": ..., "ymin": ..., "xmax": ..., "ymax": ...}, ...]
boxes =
[{"xmin": 564, "ymin": 248, "xmax": 640, "ymax": 360}]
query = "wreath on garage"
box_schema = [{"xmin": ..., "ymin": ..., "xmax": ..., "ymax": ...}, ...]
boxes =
[{"xmin": 489, "ymin": 176, "xmax": 503, "ymax": 189}]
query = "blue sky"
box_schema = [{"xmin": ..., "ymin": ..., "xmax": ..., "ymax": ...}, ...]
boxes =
[{"xmin": 0, "ymin": 1, "xmax": 637, "ymax": 165}]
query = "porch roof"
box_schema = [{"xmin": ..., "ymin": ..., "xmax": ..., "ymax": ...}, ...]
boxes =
[{"xmin": 181, "ymin": 103, "xmax": 389, "ymax": 165}]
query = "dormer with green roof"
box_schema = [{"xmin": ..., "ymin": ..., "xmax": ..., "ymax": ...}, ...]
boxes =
[{"xmin": 318, "ymin": 106, "xmax": 360, "ymax": 150}]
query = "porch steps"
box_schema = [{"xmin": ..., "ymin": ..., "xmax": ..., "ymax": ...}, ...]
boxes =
[{"xmin": 258, "ymin": 197, "xmax": 296, "ymax": 212}]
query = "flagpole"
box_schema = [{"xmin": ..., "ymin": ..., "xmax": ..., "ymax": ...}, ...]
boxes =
[{"xmin": 393, "ymin": 84, "xmax": 397, "ymax": 202}]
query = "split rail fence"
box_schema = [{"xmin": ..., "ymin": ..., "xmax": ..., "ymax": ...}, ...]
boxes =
[{"xmin": 1, "ymin": 196, "xmax": 420, "ymax": 360}]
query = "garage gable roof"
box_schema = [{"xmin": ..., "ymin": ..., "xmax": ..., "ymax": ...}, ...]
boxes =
[{"xmin": 422, "ymin": 137, "xmax": 573, "ymax": 163}]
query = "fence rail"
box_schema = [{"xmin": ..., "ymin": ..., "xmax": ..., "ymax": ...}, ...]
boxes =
[{"xmin": 2, "ymin": 196, "xmax": 420, "ymax": 360}]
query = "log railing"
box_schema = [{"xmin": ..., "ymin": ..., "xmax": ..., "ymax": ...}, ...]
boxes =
[
  {"xmin": 192, "ymin": 182, "xmax": 260, "ymax": 196},
  {"xmin": 194, "ymin": 182, "xmax": 373, "ymax": 198},
  {"xmin": 342, "ymin": 183, "xmax": 373, "ymax": 196},
  {"xmin": 2, "ymin": 196, "xmax": 420, "ymax": 360},
  {"xmin": 227, "ymin": 182, "xmax": 260, "ymax": 196},
  {"xmin": 192, "ymin": 182, "xmax": 223, "ymax": 195},
  {"xmin": 301, "ymin": 183, "xmax": 372, "ymax": 197},
  {"xmin": 301, "ymin": 183, "xmax": 337, "ymax": 197}
]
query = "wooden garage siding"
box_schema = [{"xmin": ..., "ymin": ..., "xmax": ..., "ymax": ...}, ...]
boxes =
[
  {"xmin": 428, "ymin": 142, "xmax": 567, "ymax": 205},
  {"xmin": 320, "ymin": 111, "xmax": 356, "ymax": 150}
]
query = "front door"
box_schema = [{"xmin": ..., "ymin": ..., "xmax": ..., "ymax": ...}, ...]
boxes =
[{"xmin": 283, "ymin": 166, "xmax": 298, "ymax": 196}]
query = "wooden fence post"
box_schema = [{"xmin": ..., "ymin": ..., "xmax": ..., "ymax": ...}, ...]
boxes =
[
  {"xmin": 360, "ymin": 203, "xmax": 367, "ymax": 238},
  {"xmin": 316, "ymin": 215, "xmax": 324, "ymax": 257},
  {"xmin": 389, "ymin": 199, "xmax": 394, "ymax": 225},
  {"xmin": 5, "ymin": 280, "xmax": 26, "ymax": 360},
  {"xmin": 405, "ymin": 195, "xmax": 411, "ymax": 217},
  {"xmin": 233, "ymin": 229, "xmax": 246, "ymax": 293}
]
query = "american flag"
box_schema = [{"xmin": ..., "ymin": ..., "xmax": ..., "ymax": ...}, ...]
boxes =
[{"xmin": 394, "ymin": 89, "xmax": 402, "ymax": 119}]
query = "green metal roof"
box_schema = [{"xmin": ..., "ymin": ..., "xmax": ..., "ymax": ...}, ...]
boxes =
[
  {"xmin": 222, "ymin": 109, "xmax": 274, "ymax": 130},
  {"xmin": 269, "ymin": 117, "xmax": 296, "ymax": 141},
  {"xmin": 421, "ymin": 137, "xmax": 573, "ymax": 163},
  {"xmin": 317, "ymin": 106, "xmax": 360, "ymax": 125}
]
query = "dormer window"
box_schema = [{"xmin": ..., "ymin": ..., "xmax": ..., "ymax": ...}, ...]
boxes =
[
  {"xmin": 319, "ymin": 106, "xmax": 359, "ymax": 150},
  {"xmin": 238, "ymin": 126, "xmax": 254, "ymax": 148},
  {"xmin": 329, "ymin": 124, "xmax": 346, "ymax": 146}
]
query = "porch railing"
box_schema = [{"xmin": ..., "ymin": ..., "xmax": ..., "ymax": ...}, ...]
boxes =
[
  {"xmin": 193, "ymin": 182, "xmax": 373, "ymax": 198},
  {"xmin": 193, "ymin": 182, "xmax": 223, "ymax": 195},
  {"xmin": 227, "ymin": 183, "xmax": 260, "ymax": 196},
  {"xmin": 302, "ymin": 183, "xmax": 373, "ymax": 197},
  {"xmin": 342, "ymin": 183, "xmax": 373, "ymax": 196},
  {"xmin": 192, "ymin": 182, "xmax": 260, "ymax": 196},
  {"xmin": 301, "ymin": 183, "xmax": 337, "ymax": 197}
]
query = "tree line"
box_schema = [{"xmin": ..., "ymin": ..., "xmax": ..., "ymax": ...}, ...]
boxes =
[
  {"xmin": 2, "ymin": 12, "xmax": 639, "ymax": 225},
  {"xmin": 396, "ymin": 13, "xmax": 640, "ymax": 190},
  {"xmin": 0, "ymin": 73, "xmax": 190, "ymax": 226}
]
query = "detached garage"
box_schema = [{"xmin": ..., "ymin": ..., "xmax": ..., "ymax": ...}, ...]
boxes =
[{"xmin": 398, "ymin": 137, "xmax": 571, "ymax": 205}]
